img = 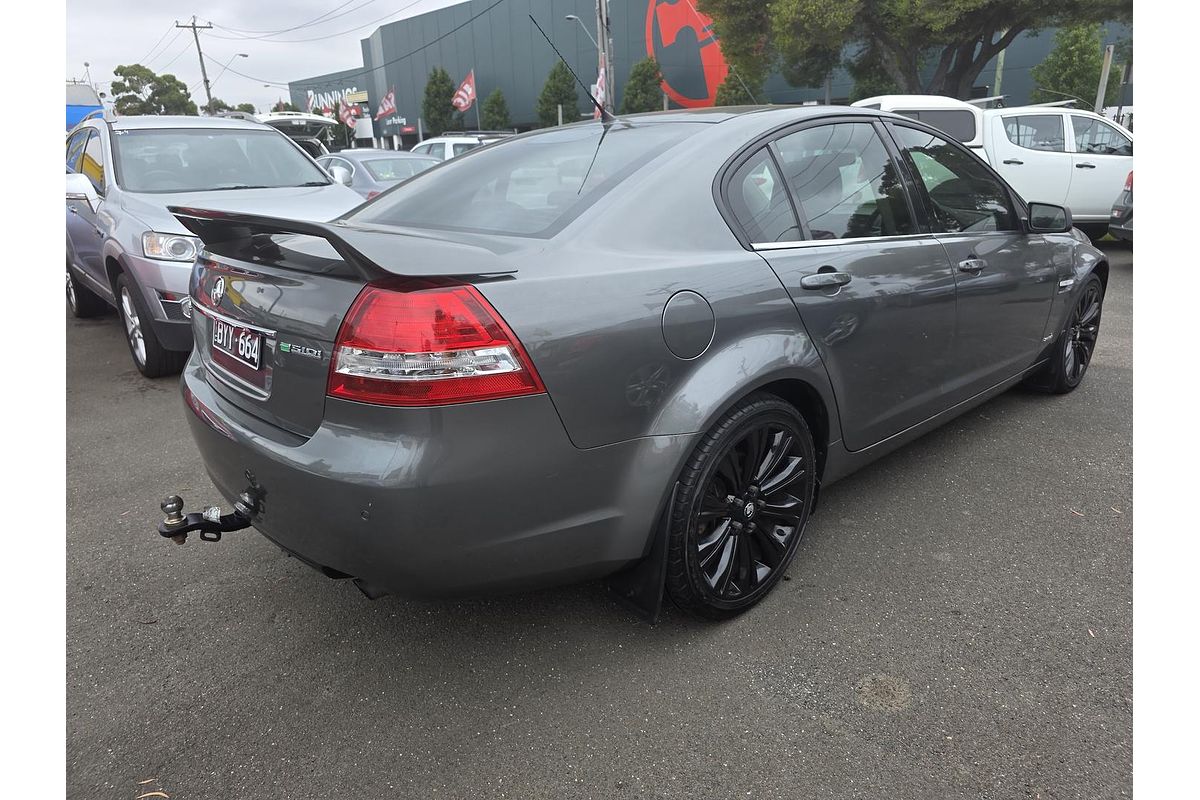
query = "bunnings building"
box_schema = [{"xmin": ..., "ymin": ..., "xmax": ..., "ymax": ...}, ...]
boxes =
[{"xmin": 288, "ymin": 0, "xmax": 1132, "ymax": 148}]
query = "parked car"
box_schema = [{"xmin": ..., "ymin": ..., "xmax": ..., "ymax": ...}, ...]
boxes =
[
  {"xmin": 1109, "ymin": 170, "xmax": 1132, "ymax": 243},
  {"xmin": 853, "ymin": 95, "xmax": 1133, "ymax": 241},
  {"xmin": 162, "ymin": 107, "xmax": 1108, "ymax": 619},
  {"xmin": 316, "ymin": 149, "xmax": 440, "ymax": 199},
  {"xmin": 409, "ymin": 130, "xmax": 513, "ymax": 161},
  {"xmin": 65, "ymin": 114, "xmax": 363, "ymax": 377}
]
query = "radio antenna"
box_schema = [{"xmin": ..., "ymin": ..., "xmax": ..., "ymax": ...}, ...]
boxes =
[{"xmin": 529, "ymin": 14, "xmax": 615, "ymax": 124}]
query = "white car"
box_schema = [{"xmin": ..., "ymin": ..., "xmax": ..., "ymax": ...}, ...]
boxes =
[
  {"xmin": 854, "ymin": 95, "xmax": 1133, "ymax": 240},
  {"xmin": 409, "ymin": 130, "xmax": 512, "ymax": 161}
]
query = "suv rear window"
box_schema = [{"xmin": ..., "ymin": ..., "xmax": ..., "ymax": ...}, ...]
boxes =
[
  {"xmin": 349, "ymin": 122, "xmax": 703, "ymax": 237},
  {"xmin": 893, "ymin": 109, "xmax": 977, "ymax": 142}
]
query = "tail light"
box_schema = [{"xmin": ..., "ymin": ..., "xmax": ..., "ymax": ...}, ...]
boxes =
[
  {"xmin": 327, "ymin": 279, "xmax": 544, "ymax": 407},
  {"xmin": 366, "ymin": 191, "xmax": 381, "ymax": 201},
  {"xmin": 1124, "ymin": 171, "xmax": 1133, "ymax": 192}
]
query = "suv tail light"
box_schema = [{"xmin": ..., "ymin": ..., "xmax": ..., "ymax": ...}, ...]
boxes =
[
  {"xmin": 327, "ymin": 279, "xmax": 544, "ymax": 407},
  {"xmin": 1124, "ymin": 171, "xmax": 1133, "ymax": 192}
]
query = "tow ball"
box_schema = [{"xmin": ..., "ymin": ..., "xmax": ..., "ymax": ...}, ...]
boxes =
[{"xmin": 157, "ymin": 488, "xmax": 261, "ymax": 544}]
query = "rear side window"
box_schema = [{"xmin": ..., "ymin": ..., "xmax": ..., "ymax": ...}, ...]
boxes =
[
  {"xmin": 1002, "ymin": 115, "xmax": 1066, "ymax": 151},
  {"xmin": 727, "ymin": 149, "xmax": 799, "ymax": 244},
  {"xmin": 350, "ymin": 122, "xmax": 704, "ymax": 237},
  {"xmin": 452, "ymin": 142, "xmax": 479, "ymax": 156},
  {"xmin": 363, "ymin": 158, "xmax": 437, "ymax": 181},
  {"xmin": 1072, "ymin": 117, "xmax": 1132, "ymax": 156},
  {"xmin": 774, "ymin": 122, "xmax": 914, "ymax": 240},
  {"xmin": 894, "ymin": 109, "xmax": 977, "ymax": 142},
  {"xmin": 890, "ymin": 125, "xmax": 1016, "ymax": 233}
]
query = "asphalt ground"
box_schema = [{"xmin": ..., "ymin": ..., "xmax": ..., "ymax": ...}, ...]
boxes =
[{"xmin": 66, "ymin": 245, "xmax": 1132, "ymax": 799}]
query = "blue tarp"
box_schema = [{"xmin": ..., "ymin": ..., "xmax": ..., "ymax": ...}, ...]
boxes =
[{"xmin": 66, "ymin": 104, "xmax": 102, "ymax": 131}]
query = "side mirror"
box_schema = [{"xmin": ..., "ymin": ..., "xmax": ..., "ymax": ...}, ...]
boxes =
[
  {"xmin": 329, "ymin": 165, "xmax": 352, "ymax": 186},
  {"xmin": 1026, "ymin": 202, "xmax": 1073, "ymax": 234},
  {"xmin": 66, "ymin": 172, "xmax": 99, "ymax": 212}
]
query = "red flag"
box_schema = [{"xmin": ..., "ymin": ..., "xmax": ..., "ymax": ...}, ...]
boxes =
[
  {"xmin": 339, "ymin": 98, "xmax": 358, "ymax": 129},
  {"xmin": 451, "ymin": 70, "xmax": 477, "ymax": 112},
  {"xmin": 375, "ymin": 86, "xmax": 397, "ymax": 120}
]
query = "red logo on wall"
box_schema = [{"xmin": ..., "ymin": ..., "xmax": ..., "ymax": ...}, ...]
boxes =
[{"xmin": 645, "ymin": 0, "xmax": 730, "ymax": 108}]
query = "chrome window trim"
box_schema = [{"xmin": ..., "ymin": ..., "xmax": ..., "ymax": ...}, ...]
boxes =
[{"xmin": 752, "ymin": 233, "xmax": 937, "ymax": 251}]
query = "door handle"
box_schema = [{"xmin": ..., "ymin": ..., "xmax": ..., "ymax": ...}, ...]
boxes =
[
  {"xmin": 800, "ymin": 272, "xmax": 852, "ymax": 290},
  {"xmin": 1002, "ymin": 159, "xmax": 1024, "ymax": 165},
  {"xmin": 958, "ymin": 258, "xmax": 986, "ymax": 274},
  {"xmin": 1076, "ymin": 162, "xmax": 1096, "ymax": 169}
]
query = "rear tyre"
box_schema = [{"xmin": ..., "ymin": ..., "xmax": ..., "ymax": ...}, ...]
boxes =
[
  {"xmin": 116, "ymin": 272, "xmax": 188, "ymax": 378},
  {"xmin": 1026, "ymin": 274, "xmax": 1104, "ymax": 395},
  {"xmin": 66, "ymin": 264, "xmax": 107, "ymax": 318},
  {"xmin": 665, "ymin": 393, "xmax": 816, "ymax": 620}
]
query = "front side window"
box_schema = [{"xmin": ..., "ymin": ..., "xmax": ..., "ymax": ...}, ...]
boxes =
[
  {"xmin": 363, "ymin": 158, "xmax": 438, "ymax": 181},
  {"xmin": 1002, "ymin": 115, "xmax": 1066, "ymax": 152},
  {"xmin": 350, "ymin": 122, "xmax": 704, "ymax": 237},
  {"xmin": 774, "ymin": 122, "xmax": 913, "ymax": 240},
  {"xmin": 66, "ymin": 130, "xmax": 89, "ymax": 173},
  {"xmin": 113, "ymin": 128, "xmax": 331, "ymax": 193},
  {"xmin": 1072, "ymin": 116, "xmax": 1132, "ymax": 156},
  {"xmin": 727, "ymin": 148, "xmax": 799, "ymax": 244},
  {"xmin": 890, "ymin": 125, "xmax": 1016, "ymax": 233},
  {"xmin": 80, "ymin": 131, "xmax": 106, "ymax": 193}
]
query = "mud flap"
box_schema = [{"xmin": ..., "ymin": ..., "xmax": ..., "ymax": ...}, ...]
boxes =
[{"xmin": 604, "ymin": 482, "xmax": 676, "ymax": 624}]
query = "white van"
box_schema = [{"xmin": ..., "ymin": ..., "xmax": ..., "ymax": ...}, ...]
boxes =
[{"xmin": 852, "ymin": 95, "xmax": 1133, "ymax": 239}]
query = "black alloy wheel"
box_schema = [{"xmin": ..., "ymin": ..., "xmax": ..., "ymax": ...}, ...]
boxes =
[
  {"xmin": 666, "ymin": 394, "xmax": 816, "ymax": 619},
  {"xmin": 1063, "ymin": 277, "xmax": 1103, "ymax": 387}
]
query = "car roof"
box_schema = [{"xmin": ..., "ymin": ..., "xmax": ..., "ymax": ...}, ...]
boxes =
[
  {"xmin": 108, "ymin": 115, "xmax": 268, "ymax": 131},
  {"xmin": 331, "ymin": 149, "xmax": 438, "ymax": 160}
]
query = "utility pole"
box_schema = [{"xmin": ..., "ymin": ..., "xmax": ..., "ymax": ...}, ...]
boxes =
[
  {"xmin": 1094, "ymin": 43, "xmax": 1115, "ymax": 114},
  {"xmin": 176, "ymin": 16, "xmax": 214, "ymax": 114},
  {"xmin": 595, "ymin": 0, "xmax": 616, "ymax": 113}
]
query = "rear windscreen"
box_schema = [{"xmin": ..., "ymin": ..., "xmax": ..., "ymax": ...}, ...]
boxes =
[
  {"xmin": 347, "ymin": 122, "xmax": 704, "ymax": 237},
  {"xmin": 894, "ymin": 109, "xmax": 977, "ymax": 142}
]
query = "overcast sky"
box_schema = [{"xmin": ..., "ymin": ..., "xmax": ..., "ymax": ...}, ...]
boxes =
[{"xmin": 65, "ymin": 0, "xmax": 465, "ymax": 112}]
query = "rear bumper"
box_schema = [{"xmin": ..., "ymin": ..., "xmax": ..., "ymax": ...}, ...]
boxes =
[
  {"xmin": 1109, "ymin": 202, "xmax": 1132, "ymax": 241},
  {"xmin": 181, "ymin": 356, "xmax": 693, "ymax": 596}
]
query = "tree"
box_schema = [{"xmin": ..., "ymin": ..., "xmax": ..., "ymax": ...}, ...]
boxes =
[
  {"xmin": 698, "ymin": 0, "xmax": 771, "ymax": 103},
  {"xmin": 699, "ymin": 0, "xmax": 1132, "ymax": 99},
  {"xmin": 235, "ymin": 103, "xmax": 257, "ymax": 114},
  {"xmin": 481, "ymin": 88, "xmax": 511, "ymax": 130},
  {"xmin": 111, "ymin": 64, "xmax": 198, "ymax": 116},
  {"xmin": 1031, "ymin": 24, "xmax": 1122, "ymax": 106},
  {"xmin": 536, "ymin": 62, "xmax": 579, "ymax": 127},
  {"xmin": 422, "ymin": 68, "xmax": 457, "ymax": 137},
  {"xmin": 714, "ymin": 75, "xmax": 758, "ymax": 106},
  {"xmin": 847, "ymin": 47, "xmax": 900, "ymax": 103},
  {"xmin": 272, "ymin": 100, "xmax": 299, "ymax": 112},
  {"xmin": 620, "ymin": 57, "xmax": 664, "ymax": 114},
  {"xmin": 204, "ymin": 97, "xmax": 232, "ymax": 114}
]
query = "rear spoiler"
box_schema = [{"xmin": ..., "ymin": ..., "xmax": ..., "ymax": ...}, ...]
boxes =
[{"xmin": 168, "ymin": 206, "xmax": 519, "ymax": 281}]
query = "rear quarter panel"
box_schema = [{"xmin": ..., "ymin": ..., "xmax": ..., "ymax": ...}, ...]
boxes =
[{"xmin": 476, "ymin": 125, "xmax": 839, "ymax": 451}]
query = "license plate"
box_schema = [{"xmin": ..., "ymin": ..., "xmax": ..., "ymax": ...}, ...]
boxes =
[{"xmin": 212, "ymin": 318, "xmax": 261, "ymax": 370}]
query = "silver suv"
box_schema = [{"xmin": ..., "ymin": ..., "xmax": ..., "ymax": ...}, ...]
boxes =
[{"xmin": 65, "ymin": 115, "xmax": 363, "ymax": 376}]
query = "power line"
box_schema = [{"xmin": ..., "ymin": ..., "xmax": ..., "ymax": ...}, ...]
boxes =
[
  {"xmin": 136, "ymin": 24, "xmax": 176, "ymax": 64},
  {"xmin": 213, "ymin": 0, "xmax": 508, "ymax": 87},
  {"xmin": 154, "ymin": 35, "xmax": 195, "ymax": 73},
  {"xmin": 209, "ymin": 0, "xmax": 378, "ymax": 39},
  {"xmin": 205, "ymin": 0, "xmax": 427, "ymax": 44}
]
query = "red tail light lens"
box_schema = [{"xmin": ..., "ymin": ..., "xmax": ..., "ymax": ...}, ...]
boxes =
[
  {"xmin": 366, "ymin": 191, "xmax": 380, "ymax": 200},
  {"xmin": 1124, "ymin": 171, "xmax": 1133, "ymax": 192},
  {"xmin": 327, "ymin": 279, "xmax": 545, "ymax": 406}
]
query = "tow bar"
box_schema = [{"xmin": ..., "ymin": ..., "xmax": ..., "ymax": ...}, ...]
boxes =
[{"xmin": 157, "ymin": 487, "xmax": 261, "ymax": 544}]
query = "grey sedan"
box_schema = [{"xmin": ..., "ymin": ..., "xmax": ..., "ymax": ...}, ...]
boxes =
[
  {"xmin": 316, "ymin": 149, "xmax": 440, "ymax": 199},
  {"xmin": 160, "ymin": 106, "xmax": 1109, "ymax": 620}
]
